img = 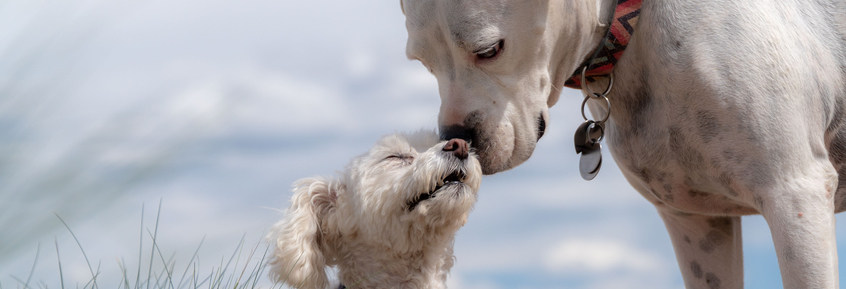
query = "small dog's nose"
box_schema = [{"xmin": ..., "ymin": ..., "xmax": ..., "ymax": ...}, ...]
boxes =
[{"xmin": 443, "ymin": 138, "xmax": 469, "ymax": 160}]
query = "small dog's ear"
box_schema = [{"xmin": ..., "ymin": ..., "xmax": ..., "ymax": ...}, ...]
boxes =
[
  {"xmin": 400, "ymin": 0, "xmax": 405, "ymax": 15},
  {"xmin": 268, "ymin": 177, "xmax": 338, "ymax": 289}
]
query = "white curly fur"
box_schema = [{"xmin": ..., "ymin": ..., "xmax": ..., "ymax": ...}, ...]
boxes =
[{"xmin": 268, "ymin": 131, "xmax": 482, "ymax": 289}]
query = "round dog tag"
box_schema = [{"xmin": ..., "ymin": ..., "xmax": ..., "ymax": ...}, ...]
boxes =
[
  {"xmin": 579, "ymin": 143, "xmax": 602, "ymax": 180},
  {"xmin": 573, "ymin": 120, "xmax": 594, "ymax": 154}
]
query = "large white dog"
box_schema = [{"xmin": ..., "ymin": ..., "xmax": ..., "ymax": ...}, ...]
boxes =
[
  {"xmin": 402, "ymin": 0, "xmax": 846, "ymax": 288},
  {"xmin": 268, "ymin": 131, "xmax": 481, "ymax": 289}
]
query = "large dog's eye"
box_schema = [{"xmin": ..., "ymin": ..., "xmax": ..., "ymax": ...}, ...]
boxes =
[{"xmin": 475, "ymin": 40, "xmax": 503, "ymax": 60}]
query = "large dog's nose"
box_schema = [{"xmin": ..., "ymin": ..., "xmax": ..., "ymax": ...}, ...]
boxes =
[
  {"xmin": 442, "ymin": 138, "xmax": 469, "ymax": 160},
  {"xmin": 440, "ymin": 125, "xmax": 474, "ymax": 143}
]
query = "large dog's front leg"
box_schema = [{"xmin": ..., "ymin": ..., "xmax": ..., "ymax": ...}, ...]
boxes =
[
  {"xmin": 758, "ymin": 179, "xmax": 839, "ymax": 289},
  {"xmin": 657, "ymin": 209, "xmax": 743, "ymax": 289}
]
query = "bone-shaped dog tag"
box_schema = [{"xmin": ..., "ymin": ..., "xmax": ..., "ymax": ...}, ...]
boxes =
[{"xmin": 574, "ymin": 121, "xmax": 603, "ymax": 180}]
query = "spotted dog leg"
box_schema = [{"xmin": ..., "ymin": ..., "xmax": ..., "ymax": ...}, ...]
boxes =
[
  {"xmin": 657, "ymin": 209, "xmax": 742, "ymax": 289},
  {"xmin": 757, "ymin": 179, "xmax": 839, "ymax": 289}
]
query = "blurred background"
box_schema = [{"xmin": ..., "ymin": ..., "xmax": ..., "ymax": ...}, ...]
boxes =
[{"xmin": 1, "ymin": 0, "xmax": 844, "ymax": 288}]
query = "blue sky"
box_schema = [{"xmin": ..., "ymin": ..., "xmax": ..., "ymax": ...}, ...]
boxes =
[{"xmin": 0, "ymin": 0, "xmax": 843, "ymax": 288}]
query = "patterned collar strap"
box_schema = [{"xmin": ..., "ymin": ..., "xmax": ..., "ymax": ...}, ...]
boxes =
[{"xmin": 563, "ymin": 0, "xmax": 642, "ymax": 89}]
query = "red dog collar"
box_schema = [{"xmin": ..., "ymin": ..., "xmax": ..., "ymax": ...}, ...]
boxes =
[{"xmin": 564, "ymin": 0, "xmax": 642, "ymax": 89}]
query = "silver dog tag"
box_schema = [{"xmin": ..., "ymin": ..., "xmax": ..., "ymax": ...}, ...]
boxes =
[{"xmin": 579, "ymin": 143, "xmax": 602, "ymax": 180}]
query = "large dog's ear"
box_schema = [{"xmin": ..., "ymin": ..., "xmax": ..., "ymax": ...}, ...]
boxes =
[
  {"xmin": 399, "ymin": 0, "xmax": 405, "ymax": 15},
  {"xmin": 267, "ymin": 177, "xmax": 339, "ymax": 289}
]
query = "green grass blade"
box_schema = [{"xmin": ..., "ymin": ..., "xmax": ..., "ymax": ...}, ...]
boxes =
[
  {"xmin": 191, "ymin": 263, "xmax": 196, "ymax": 289},
  {"xmin": 232, "ymin": 241, "xmax": 257, "ymax": 289},
  {"xmin": 22, "ymin": 242, "xmax": 39, "ymax": 289},
  {"xmin": 146, "ymin": 228, "xmax": 175, "ymax": 289},
  {"xmin": 118, "ymin": 258, "xmax": 130, "ymax": 289},
  {"xmin": 210, "ymin": 235, "xmax": 245, "ymax": 289},
  {"xmin": 146, "ymin": 200, "xmax": 162, "ymax": 289},
  {"xmin": 194, "ymin": 268, "xmax": 214, "ymax": 289},
  {"xmin": 176, "ymin": 236, "xmax": 205, "ymax": 289},
  {"xmin": 245, "ymin": 244, "xmax": 271, "ymax": 289},
  {"xmin": 11, "ymin": 276, "xmax": 31, "ymax": 289},
  {"xmin": 249, "ymin": 246, "xmax": 271, "ymax": 289},
  {"xmin": 80, "ymin": 270, "xmax": 101, "ymax": 289},
  {"xmin": 56, "ymin": 238, "xmax": 65, "ymax": 289},
  {"xmin": 135, "ymin": 204, "xmax": 145, "ymax": 289},
  {"xmin": 94, "ymin": 261, "xmax": 102, "ymax": 289},
  {"xmin": 55, "ymin": 213, "xmax": 98, "ymax": 289}
]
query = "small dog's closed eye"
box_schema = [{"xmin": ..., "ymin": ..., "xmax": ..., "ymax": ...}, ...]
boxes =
[{"xmin": 267, "ymin": 130, "xmax": 482, "ymax": 289}]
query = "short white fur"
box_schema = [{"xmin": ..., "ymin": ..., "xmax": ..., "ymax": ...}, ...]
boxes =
[{"xmin": 402, "ymin": 0, "xmax": 846, "ymax": 287}]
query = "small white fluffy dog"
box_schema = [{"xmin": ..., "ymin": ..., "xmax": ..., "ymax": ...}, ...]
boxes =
[{"xmin": 267, "ymin": 131, "xmax": 481, "ymax": 289}]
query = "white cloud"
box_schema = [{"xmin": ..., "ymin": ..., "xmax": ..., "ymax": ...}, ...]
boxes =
[
  {"xmin": 157, "ymin": 62, "xmax": 359, "ymax": 135},
  {"xmin": 545, "ymin": 238, "xmax": 667, "ymax": 274},
  {"xmin": 447, "ymin": 274, "xmax": 504, "ymax": 289},
  {"xmin": 580, "ymin": 275, "xmax": 684, "ymax": 289},
  {"xmin": 165, "ymin": 83, "xmax": 227, "ymax": 126},
  {"xmin": 231, "ymin": 68, "xmax": 355, "ymax": 133},
  {"xmin": 347, "ymin": 51, "xmax": 375, "ymax": 77}
]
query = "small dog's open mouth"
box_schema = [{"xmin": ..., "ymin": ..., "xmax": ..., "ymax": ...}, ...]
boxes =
[{"xmin": 407, "ymin": 170, "xmax": 466, "ymax": 211}]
